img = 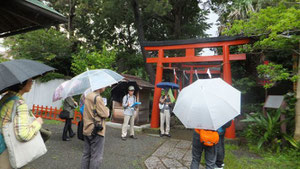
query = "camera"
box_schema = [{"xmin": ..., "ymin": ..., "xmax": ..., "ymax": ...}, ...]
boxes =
[{"xmin": 91, "ymin": 123, "xmax": 103, "ymax": 136}]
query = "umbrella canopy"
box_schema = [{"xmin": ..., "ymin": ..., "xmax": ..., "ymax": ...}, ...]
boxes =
[
  {"xmin": 53, "ymin": 69, "xmax": 124, "ymax": 102},
  {"xmin": 156, "ymin": 82, "xmax": 179, "ymax": 89},
  {"xmin": 0, "ymin": 59, "xmax": 55, "ymax": 93},
  {"xmin": 173, "ymin": 78, "xmax": 241, "ymax": 130}
]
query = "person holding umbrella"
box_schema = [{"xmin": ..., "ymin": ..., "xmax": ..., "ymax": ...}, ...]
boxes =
[
  {"xmin": 0, "ymin": 59, "xmax": 54, "ymax": 169},
  {"xmin": 62, "ymin": 96, "xmax": 78, "ymax": 141},
  {"xmin": 81, "ymin": 87, "xmax": 110, "ymax": 169},
  {"xmin": 159, "ymin": 89, "xmax": 171, "ymax": 137},
  {"xmin": 0, "ymin": 79, "xmax": 45, "ymax": 168}
]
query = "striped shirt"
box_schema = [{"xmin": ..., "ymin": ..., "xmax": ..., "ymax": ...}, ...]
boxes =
[{"xmin": 0, "ymin": 91, "xmax": 41, "ymax": 142}]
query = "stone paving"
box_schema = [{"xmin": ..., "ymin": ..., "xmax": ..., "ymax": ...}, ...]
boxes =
[{"xmin": 144, "ymin": 139, "xmax": 204, "ymax": 169}]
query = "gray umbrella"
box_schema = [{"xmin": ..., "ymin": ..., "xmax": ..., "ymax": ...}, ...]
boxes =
[{"xmin": 0, "ymin": 59, "xmax": 55, "ymax": 93}]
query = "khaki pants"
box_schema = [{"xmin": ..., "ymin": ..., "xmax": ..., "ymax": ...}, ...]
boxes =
[
  {"xmin": 0, "ymin": 149, "xmax": 13, "ymax": 169},
  {"xmin": 160, "ymin": 109, "xmax": 170, "ymax": 135},
  {"xmin": 121, "ymin": 114, "xmax": 135, "ymax": 137}
]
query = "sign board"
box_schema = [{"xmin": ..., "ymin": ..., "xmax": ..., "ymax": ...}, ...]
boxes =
[{"xmin": 264, "ymin": 95, "xmax": 284, "ymax": 109}]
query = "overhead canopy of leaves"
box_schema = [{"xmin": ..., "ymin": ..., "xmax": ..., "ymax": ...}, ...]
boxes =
[
  {"xmin": 224, "ymin": 3, "xmax": 300, "ymax": 51},
  {"xmin": 71, "ymin": 44, "xmax": 117, "ymax": 75}
]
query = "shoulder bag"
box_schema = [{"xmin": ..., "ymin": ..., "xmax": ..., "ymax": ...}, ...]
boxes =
[
  {"xmin": 2, "ymin": 98, "xmax": 47, "ymax": 168},
  {"xmin": 59, "ymin": 110, "xmax": 70, "ymax": 119}
]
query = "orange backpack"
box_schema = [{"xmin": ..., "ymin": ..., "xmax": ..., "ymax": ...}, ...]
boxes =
[{"xmin": 195, "ymin": 129, "xmax": 219, "ymax": 146}]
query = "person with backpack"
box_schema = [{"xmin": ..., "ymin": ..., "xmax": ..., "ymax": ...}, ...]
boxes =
[
  {"xmin": 190, "ymin": 128, "xmax": 219, "ymax": 169},
  {"xmin": 159, "ymin": 89, "xmax": 171, "ymax": 137},
  {"xmin": 121, "ymin": 86, "xmax": 137, "ymax": 140},
  {"xmin": 215, "ymin": 121, "xmax": 232, "ymax": 169},
  {"xmin": 81, "ymin": 87, "xmax": 110, "ymax": 169}
]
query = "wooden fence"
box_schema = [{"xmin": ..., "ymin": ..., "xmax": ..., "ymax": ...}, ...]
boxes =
[{"xmin": 32, "ymin": 104, "xmax": 82, "ymax": 125}]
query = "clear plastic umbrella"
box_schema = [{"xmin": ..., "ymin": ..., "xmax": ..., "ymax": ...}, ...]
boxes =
[
  {"xmin": 173, "ymin": 78, "xmax": 241, "ymax": 130},
  {"xmin": 53, "ymin": 69, "xmax": 124, "ymax": 102}
]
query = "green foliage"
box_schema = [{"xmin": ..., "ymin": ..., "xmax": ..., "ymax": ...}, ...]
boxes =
[
  {"xmin": 142, "ymin": 0, "xmax": 172, "ymax": 16},
  {"xmin": 282, "ymin": 92, "xmax": 297, "ymax": 134},
  {"xmin": 3, "ymin": 28, "xmax": 73, "ymax": 75},
  {"xmin": 224, "ymin": 3, "xmax": 300, "ymax": 51},
  {"xmin": 116, "ymin": 52, "xmax": 148, "ymax": 79},
  {"xmin": 101, "ymin": 88, "xmax": 112, "ymax": 109},
  {"xmin": 257, "ymin": 62, "xmax": 298, "ymax": 89},
  {"xmin": 43, "ymin": 119, "xmax": 62, "ymax": 125},
  {"xmin": 144, "ymin": 0, "xmax": 210, "ymax": 40},
  {"xmin": 233, "ymin": 77, "xmax": 256, "ymax": 94},
  {"xmin": 242, "ymin": 110, "xmax": 282, "ymax": 151},
  {"xmin": 38, "ymin": 72, "xmax": 66, "ymax": 83},
  {"xmin": 0, "ymin": 57, "xmax": 9, "ymax": 63},
  {"xmin": 71, "ymin": 44, "xmax": 117, "ymax": 75},
  {"xmin": 242, "ymin": 103, "xmax": 264, "ymax": 114},
  {"xmin": 223, "ymin": 143, "xmax": 300, "ymax": 169},
  {"xmin": 242, "ymin": 109, "xmax": 299, "ymax": 151}
]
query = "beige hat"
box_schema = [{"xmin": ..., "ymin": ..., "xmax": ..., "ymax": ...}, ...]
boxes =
[{"xmin": 128, "ymin": 86, "xmax": 135, "ymax": 91}]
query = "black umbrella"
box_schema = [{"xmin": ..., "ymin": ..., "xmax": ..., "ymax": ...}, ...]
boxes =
[
  {"xmin": 111, "ymin": 81, "xmax": 139, "ymax": 103},
  {"xmin": 0, "ymin": 59, "xmax": 55, "ymax": 93}
]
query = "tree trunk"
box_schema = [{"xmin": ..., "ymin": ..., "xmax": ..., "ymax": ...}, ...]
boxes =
[
  {"xmin": 294, "ymin": 41, "xmax": 300, "ymax": 141},
  {"xmin": 131, "ymin": 0, "xmax": 155, "ymax": 84},
  {"xmin": 68, "ymin": 0, "xmax": 76, "ymax": 37},
  {"xmin": 174, "ymin": 10, "xmax": 181, "ymax": 39}
]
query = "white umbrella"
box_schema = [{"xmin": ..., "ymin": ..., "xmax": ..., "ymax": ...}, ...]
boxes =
[
  {"xmin": 53, "ymin": 69, "xmax": 124, "ymax": 102},
  {"xmin": 173, "ymin": 78, "xmax": 241, "ymax": 130}
]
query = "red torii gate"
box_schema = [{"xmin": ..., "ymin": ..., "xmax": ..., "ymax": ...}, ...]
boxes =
[{"xmin": 142, "ymin": 36, "xmax": 251, "ymax": 138}]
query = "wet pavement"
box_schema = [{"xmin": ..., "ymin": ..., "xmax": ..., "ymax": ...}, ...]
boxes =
[
  {"xmin": 24, "ymin": 122, "xmax": 202, "ymax": 169},
  {"xmin": 144, "ymin": 139, "xmax": 205, "ymax": 169}
]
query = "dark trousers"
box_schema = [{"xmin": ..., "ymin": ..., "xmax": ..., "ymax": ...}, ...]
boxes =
[
  {"xmin": 62, "ymin": 118, "xmax": 74, "ymax": 140},
  {"xmin": 215, "ymin": 134, "xmax": 225, "ymax": 168},
  {"xmin": 81, "ymin": 135, "xmax": 105, "ymax": 169},
  {"xmin": 190, "ymin": 131, "xmax": 216, "ymax": 169}
]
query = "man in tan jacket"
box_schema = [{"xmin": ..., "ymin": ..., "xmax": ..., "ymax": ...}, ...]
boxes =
[{"xmin": 81, "ymin": 87, "xmax": 110, "ymax": 169}]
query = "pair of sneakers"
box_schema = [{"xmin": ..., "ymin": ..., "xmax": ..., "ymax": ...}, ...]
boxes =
[
  {"xmin": 121, "ymin": 135, "xmax": 137, "ymax": 141},
  {"xmin": 160, "ymin": 133, "xmax": 171, "ymax": 137},
  {"xmin": 215, "ymin": 163, "xmax": 225, "ymax": 169}
]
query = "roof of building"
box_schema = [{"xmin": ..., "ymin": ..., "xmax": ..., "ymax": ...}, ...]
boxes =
[
  {"xmin": 121, "ymin": 74, "xmax": 154, "ymax": 89},
  {"xmin": 0, "ymin": 0, "xmax": 67, "ymax": 38},
  {"xmin": 140, "ymin": 36, "xmax": 252, "ymax": 47}
]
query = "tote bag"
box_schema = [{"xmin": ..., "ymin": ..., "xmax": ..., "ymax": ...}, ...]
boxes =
[{"xmin": 3, "ymin": 100, "xmax": 47, "ymax": 168}]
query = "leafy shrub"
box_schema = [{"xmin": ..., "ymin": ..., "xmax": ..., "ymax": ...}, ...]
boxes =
[
  {"xmin": 242, "ymin": 110, "xmax": 282, "ymax": 151},
  {"xmin": 242, "ymin": 109, "xmax": 299, "ymax": 152}
]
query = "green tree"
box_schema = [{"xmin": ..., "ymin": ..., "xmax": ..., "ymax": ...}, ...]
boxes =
[
  {"xmin": 257, "ymin": 62, "xmax": 298, "ymax": 89},
  {"xmin": 3, "ymin": 28, "xmax": 73, "ymax": 75},
  {"xmin": 71, "ymin": 44, "xmax": 117, "ymax": 75},
  {"xmin": 101, "ymin": 0, "xmax": 210, "ymax": 83},
  {"xmin": 223, "ymin": 2, "xmax": 300, "ymax": 141},
  {"xmin": 209, "ymin": 0, "xmax": 283, "ymax": 33}
]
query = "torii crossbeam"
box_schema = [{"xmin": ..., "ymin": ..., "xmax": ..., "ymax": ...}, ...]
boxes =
[{"xmin": 142, "ymin": 36, "xmax": 251, "ymax": 138}]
